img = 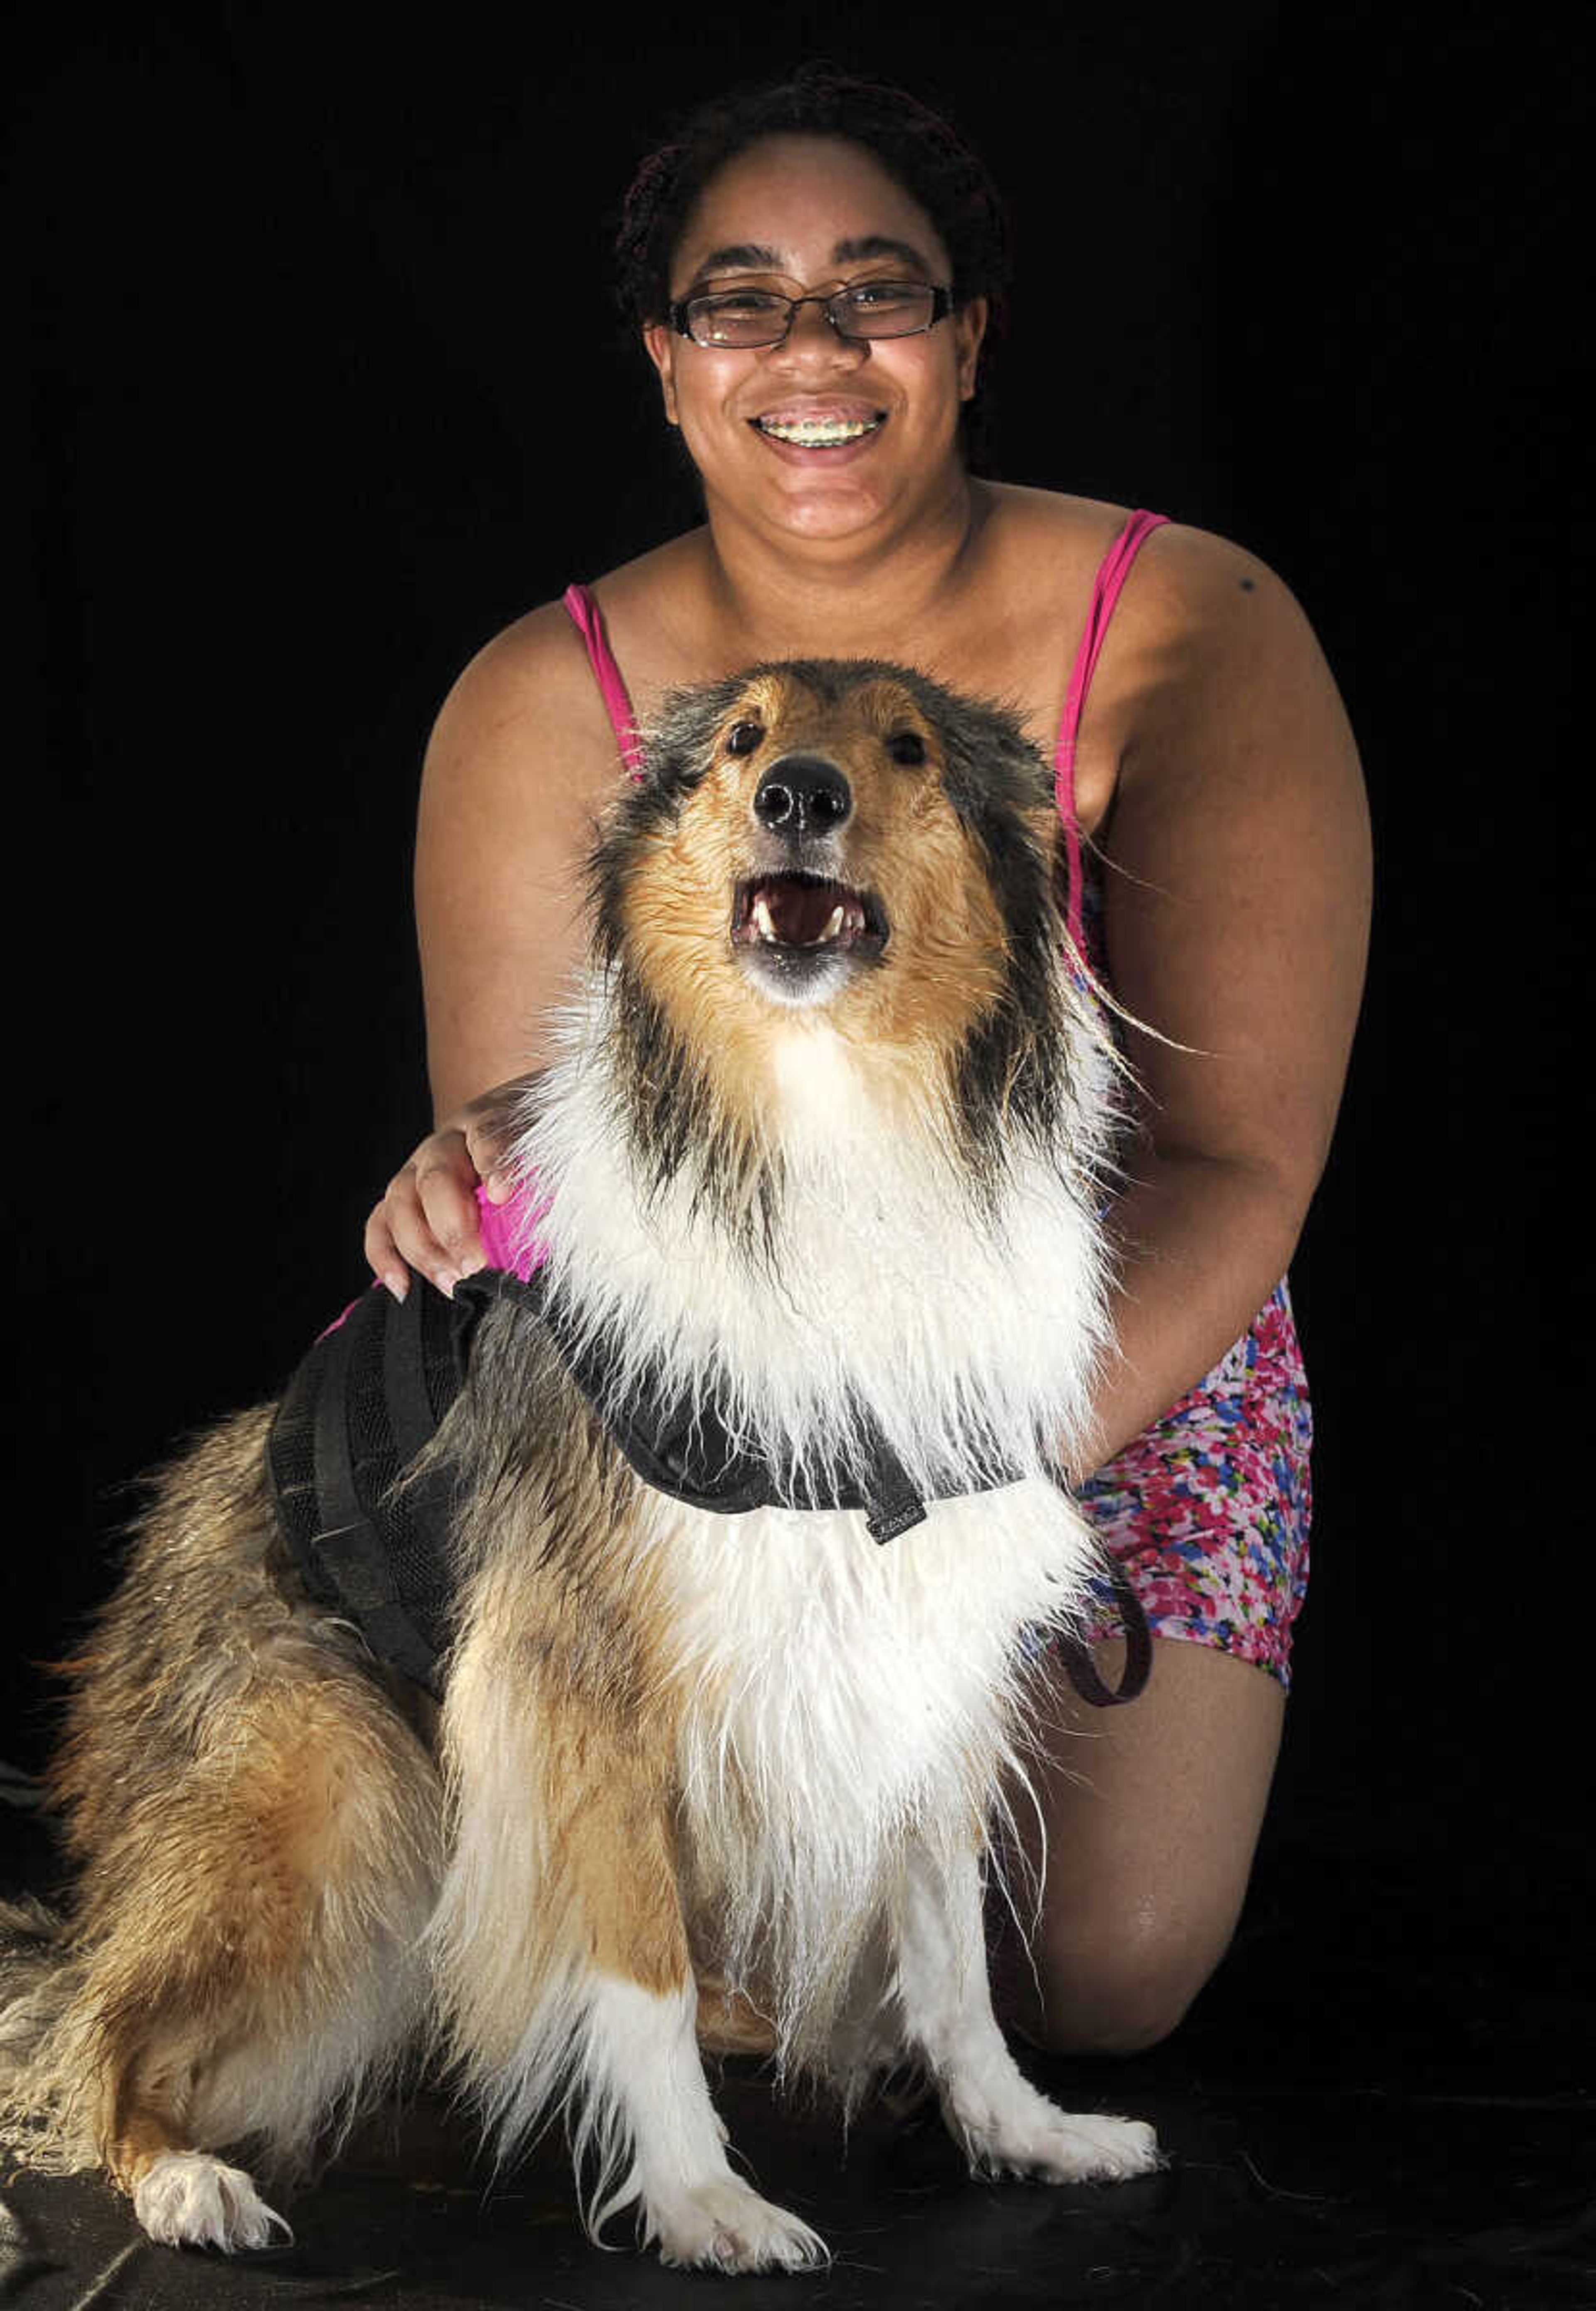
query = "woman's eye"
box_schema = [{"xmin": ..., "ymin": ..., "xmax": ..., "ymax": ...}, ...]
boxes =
[
  {"xmin": 848, "ymin": 280, "xmax": 921, "ymax": 311},
  {"xmin": 726, "ymin": 720, "xmax": 765, "ymax": 756},
  {"xmin": 887, "ymin": 730, "xmax": 926, "ymax": 766},
  {"xmin": 712, "ymin": 293, "xmax": 782, "ymax": 317}
]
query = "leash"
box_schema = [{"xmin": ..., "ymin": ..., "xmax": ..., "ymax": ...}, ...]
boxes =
[{"xmin": 1053, "ymin": 1559, "xmax": 1153, "ymax": 1707}]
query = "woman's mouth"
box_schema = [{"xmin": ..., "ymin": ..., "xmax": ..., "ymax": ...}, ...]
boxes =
[{"xmin": 750, "ymin": 412, "xmax": 887, "ymax": 450}]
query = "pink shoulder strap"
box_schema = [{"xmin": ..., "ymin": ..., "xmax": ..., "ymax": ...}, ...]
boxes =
[
  {"xmin": 477, "ymin": 582, "xmax": 643, "ymax": 1283},
  {"xmin": 562, "ymin": 582, "xmax": 645, "ymax": 780},
  {"xmin": 1054, "ymin": 510, "xmax": 1170, "ymax": 957}
]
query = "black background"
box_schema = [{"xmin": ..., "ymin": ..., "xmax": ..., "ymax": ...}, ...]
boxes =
[{"xmin": 8, "ymin": 0, "xmax": 1585, "ymax": 1854}]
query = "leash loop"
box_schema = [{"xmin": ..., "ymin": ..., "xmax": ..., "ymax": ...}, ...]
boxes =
[{"xmin": 1054, "ymin": 1560, "xmax": 1154, "ymax": 1707}]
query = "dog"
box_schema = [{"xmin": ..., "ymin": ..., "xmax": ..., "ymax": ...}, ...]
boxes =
[{"xmin": 0, "ymin": 659, "xmax": 1161, "ymax": 2272}]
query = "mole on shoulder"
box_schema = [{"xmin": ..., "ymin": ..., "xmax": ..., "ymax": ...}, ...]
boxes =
[{"xmin": 1239, "ymin": 577, "xmax": 1256, "ymax": 592}]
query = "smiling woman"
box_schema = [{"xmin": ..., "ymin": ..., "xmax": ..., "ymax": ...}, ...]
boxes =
[
  {"xmin": 640, "ymin": 132, "xmax": 988, "ymax": 550},
  {"xmin": 366, "ymin": 61, "xmax": 1370, "ymax": 2065}
]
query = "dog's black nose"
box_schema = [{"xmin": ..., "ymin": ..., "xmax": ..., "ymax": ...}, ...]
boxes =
[{"xmin": 753, "ymin": 757, "xmax": 852, "ymax": 838}]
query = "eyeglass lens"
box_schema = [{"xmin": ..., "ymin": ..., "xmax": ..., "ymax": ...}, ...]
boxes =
[{"xmin": 686, "ymin": 283, "xmax": 937, "ymax": 348}]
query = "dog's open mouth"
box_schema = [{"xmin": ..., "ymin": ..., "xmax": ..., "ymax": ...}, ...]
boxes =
[{"xmin": 731, "ymin": 873, "xmax": 887, "ymax": 957}]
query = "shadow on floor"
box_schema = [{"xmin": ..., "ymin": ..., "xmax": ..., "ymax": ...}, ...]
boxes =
[{"xmin": 1, "ymin": 1783, "xmax": 1591, "ymax": 2309}]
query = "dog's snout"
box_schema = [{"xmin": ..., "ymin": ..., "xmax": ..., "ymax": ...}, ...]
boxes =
[{"xmin": 753, "ymin": 757, "xmax": 852, "ymax": 838}]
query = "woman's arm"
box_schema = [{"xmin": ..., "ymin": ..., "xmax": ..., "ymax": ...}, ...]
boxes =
[
  {"xmin": 363, "ymin": 602, "xmax": 622, "ymax": 1297},
  {"xmin": 1065, "ymin": 525, "xmax": 1372, "ymax": 1480},
  {"xmin": 416, "ymin": 602, "xmax": 625, "ymax": 1118}
]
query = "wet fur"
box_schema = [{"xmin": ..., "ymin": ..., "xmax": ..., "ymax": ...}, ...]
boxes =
[{"xmin": 0, "ymin": 662, "xmax": 1160, "ymax": 2270}]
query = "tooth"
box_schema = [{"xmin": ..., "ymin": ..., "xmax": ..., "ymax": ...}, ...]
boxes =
[
  {"xmin": 821, "ymin": 904, "xmax": 844, "ymax": 940},
  {"xmin": 753, "ymin": 895, "xmax": 777, "ymax": 942},
  {"xmin": 760, "ymin": 416, "xmax": 876, "ymax": 443}
]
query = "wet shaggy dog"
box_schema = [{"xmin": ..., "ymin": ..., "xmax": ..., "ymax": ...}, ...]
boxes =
[{"xmin": 0, "ymin": 661, "xmax": 1161, "ymax": 2271}]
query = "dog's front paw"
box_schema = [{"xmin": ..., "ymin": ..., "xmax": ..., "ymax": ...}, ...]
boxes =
[
  {"xmin": 963, "ymin": 2101, "xmax": 1162, "ymax": 2185},
  {"xmin": 133, "ymin": 2151, "xmax": 293, "ymax": 2250},
  {"xmin": 648, "ymin": 2175, "xmax": 829, "ymax": 2272}
]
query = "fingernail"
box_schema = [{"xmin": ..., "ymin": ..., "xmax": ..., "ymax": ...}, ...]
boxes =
[
  {"xmin": 436, "ymin": 1269, "xmax": 461, "ymax": 1297},
  {"xmin": 458, "ymin": 1252, "xmax": 485, "ymax": 1278},
  {"xmin": 384, "ymin": 1269, "xmax": 409, "ymax": 1303},
  {"xmin": 484, "ymin": 1172, "xmax": 509, "ymax": 1204}
]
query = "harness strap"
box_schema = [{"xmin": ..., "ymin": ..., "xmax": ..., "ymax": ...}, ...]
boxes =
[
  {"xmin": 302, "ymin": 1302, "xmax": 444, "ymax": 1693},
  {"xmin": 275, "ymin": 1280, "xmax": 1149, "ymax": 1709},
  {"xmin": 507, "ymin": 1270, "xmax": 947, "ymax": 1538}
]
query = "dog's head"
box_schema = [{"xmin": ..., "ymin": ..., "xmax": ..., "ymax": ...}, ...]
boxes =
[{"xmin": 586, "ymin": 660, "xmax": 1098, "ymax": 1203}]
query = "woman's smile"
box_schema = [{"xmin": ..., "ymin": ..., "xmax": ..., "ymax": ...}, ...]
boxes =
[{"xmin": 749, "ymin": 400, "xmax": 889, "ymax": 457}]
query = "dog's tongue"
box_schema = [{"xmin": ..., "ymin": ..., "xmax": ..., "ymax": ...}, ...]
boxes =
[{"xmin": 755, "ymin": 876, "xmax": 845, "ymax": 945}]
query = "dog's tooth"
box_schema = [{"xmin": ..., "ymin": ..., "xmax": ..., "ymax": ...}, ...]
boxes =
[
  {"xmin": 753, "ymin": 895, "xmax": 777, "ymax": 942},
  {"xmin": 821, "ymin": 904, "xmax": 845, "ymax": 941}
]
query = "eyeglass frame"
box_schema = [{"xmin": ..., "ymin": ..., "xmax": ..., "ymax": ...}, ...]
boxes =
[{"xmin": 668, "ymin": 280, "xmax": 956, "ymax": 350}]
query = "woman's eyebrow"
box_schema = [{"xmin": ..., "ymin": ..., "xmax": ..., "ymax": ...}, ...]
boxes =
[
  {"xmin": 690, "ymin": 235, "xmax": 936, "ymax": 281},
  {"xmin": 830, "ymin": 235, "xmax": 933, "ymax": 274},
  {"xmin": 695, "ymin": 242, "xmax": 785, "ymax": 276}
]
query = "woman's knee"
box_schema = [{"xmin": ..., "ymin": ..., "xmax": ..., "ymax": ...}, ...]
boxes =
[
  {"xmin": 1007, "ymin": 1911, "xmax": 1235, "ymax": 2057},
  {"xmin": 989, "ymin": 1639, "xmax": 1285, "ymax": 2056}
]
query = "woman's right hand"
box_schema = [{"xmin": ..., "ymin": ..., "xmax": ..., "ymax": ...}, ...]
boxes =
[{"xmin": 363, "ymin": 1081, "xmax": 530, "ymax": 1301}]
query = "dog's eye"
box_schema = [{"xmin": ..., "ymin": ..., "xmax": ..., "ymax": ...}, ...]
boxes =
[
  {"xmin": 725, "ymin": 720, "xmax": 765, "ymax": 757},
  {"xmin": 887, "ymin": 730, "xmax": 926, "ymax": 767}
]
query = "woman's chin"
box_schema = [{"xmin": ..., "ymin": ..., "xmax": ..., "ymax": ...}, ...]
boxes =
[{"xmin": 771, "ymin": 481, "xmax": 893, "ymax": 538}]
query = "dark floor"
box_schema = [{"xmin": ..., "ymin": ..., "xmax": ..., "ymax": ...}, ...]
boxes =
[{"xmin": 1, "ymin": 1781, "xmax": 1591, "ymax": 2311}]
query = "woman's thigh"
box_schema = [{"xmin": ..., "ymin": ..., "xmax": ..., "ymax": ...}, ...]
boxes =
[{"xmin": 993, "ymin": 1634, "xmax": 1286, "ymax": 2054}]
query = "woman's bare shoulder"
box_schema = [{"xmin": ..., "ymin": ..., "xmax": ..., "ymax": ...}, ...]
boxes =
[
  {"xmin": 442, "ymin": 535, "xmax": 705, "ymax": 723},
  {"xmin": 432, "ymin": 595, "xmax": 601, "ymax": 733},
  {"xmin": 989, "ymin": 485, "xmax": 1295, "ymax": 625},
  {"xmin": 980, "ymin": 481, "xmax": 1128, "ymax": 574},
  {"xmin": 1128, "ymin": 516, "xmax": 1312, "ymax": 639}
]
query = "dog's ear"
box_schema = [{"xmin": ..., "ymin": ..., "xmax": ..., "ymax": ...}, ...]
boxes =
[
  {"xmin": 910, "ymin": 677, "xmax": 1057, "ymax": 924},
  {"xmin": 925, "ymin": 685, "xmax": 1054, "ymax": 829},
  {"xmin": 641, "ymin": 674, "xmax": 756, "ymax": 807}
]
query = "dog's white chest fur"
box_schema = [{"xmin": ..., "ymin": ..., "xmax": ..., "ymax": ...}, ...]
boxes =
[
  {"xmin": 648, "ymin": 1479, "xmax": 1096, "ymax": 2047},
  {"xmin": 513, "ymin": 997, "xmax": 1116, "ymax": 1504},
  {"xmin": 660, "ymin": 1479, "xmax": 1093, "ymax": 1796}
]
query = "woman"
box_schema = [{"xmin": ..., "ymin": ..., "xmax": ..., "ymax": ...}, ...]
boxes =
[{"xmin": 364, "ymin": 67, "xmax": 1370, "ymax": 2057}]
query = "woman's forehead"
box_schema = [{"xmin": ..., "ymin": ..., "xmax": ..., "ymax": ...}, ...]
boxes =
[{"xmin": 672, "ymin": 133, "xmax": 950, "ymax": 286}]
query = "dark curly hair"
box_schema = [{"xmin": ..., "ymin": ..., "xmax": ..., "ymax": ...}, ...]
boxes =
[{"xmin": 612, "ymin": 62, "xmax": 1013, "ymax": 474}]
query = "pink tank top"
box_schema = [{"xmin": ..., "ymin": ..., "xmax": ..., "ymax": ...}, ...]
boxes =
[{"xmin": 476, "ymin": 509, "xmax": 1169, "ymax": 1277}]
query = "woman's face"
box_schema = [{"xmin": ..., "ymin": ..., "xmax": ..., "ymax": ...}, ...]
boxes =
[{"xmin": 643, "ymin": 134, "xmax": 987, "ymax": 549}]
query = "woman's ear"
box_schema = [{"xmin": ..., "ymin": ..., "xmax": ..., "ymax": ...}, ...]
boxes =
[
  {"xmin": 956, "ymin": 296, "xmax": 989, "ymax": 402},
  {"xmin": 642, "ymin": 323, "xmax": 680, "ymax": 426}
]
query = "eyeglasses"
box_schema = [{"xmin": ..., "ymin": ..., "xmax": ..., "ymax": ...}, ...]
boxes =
[{"xmin": 670, "ymin": 280, "xmax": 953, "ymax": 350}]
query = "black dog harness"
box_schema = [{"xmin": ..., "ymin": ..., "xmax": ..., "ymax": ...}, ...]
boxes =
[{"xmin": 267, "ymin": 1273, "xmax": 1150, "ymax": 1707}]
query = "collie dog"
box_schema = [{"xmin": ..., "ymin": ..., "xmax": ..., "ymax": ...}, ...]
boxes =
[{"xmin": 0, "ymin": 660, "xmax": 1160, "ymax": 2271}]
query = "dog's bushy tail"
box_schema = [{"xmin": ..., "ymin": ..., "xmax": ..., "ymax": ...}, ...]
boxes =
[
  {"xmin": 0, "ymin": 1897, "xmax": 96, "ymax": 2170},
  {"xmin": 0, "ymin": 1895, "xmax": 67, "ymax": 2051}
]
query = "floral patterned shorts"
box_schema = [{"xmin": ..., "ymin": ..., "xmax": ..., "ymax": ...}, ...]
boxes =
[{"xmin": 1073, "ymin": 1278, "xmax": 1313, "ymax": 1689}]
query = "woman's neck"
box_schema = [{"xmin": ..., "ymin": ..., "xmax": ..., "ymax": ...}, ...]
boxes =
[{"xmin": 696, "ymin": 467, "xmax": 992, "ymax": 662}]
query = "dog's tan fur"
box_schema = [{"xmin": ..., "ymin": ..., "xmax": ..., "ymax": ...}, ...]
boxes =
[{"xmin": 18, "ymin": 1412, "xmax": 441, "ymax": 2198}]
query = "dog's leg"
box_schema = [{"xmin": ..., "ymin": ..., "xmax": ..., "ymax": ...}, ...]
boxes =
[
  {"xmin": 58, "ymin": 1665, "xmax": 439, "ymax": 2248},
  {"xmin": 434, "ymin": 1630, "xmax": 828, "ymax": 2272},
  {"xmin": 890, "ymin": 1840, "xmax": 1161, "ymax": 2183},
  {"xmin": 581, "ymin": 1972, "xmax": 829, "ymax": 2271}
]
